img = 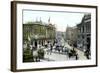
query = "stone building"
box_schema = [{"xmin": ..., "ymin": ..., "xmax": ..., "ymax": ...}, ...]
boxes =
[
  {"xmin": 56, "ymin": 31, "xmax": 66, "ymax": 46},
  {"xmin": 77, "ymin": 14, "xmax": 91, "ymax": 51},
  {"xmin": 23, "ymin": 19, "xmax": 56, "ymax": 50},
  {"xmin": 66, "ymin": 26, "xmax": 78, "ymax": 47}
]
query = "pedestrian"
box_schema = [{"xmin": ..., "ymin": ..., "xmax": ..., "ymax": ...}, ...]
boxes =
[
  {"xmin": 75, "ymin": 53, "xmax": 78, "ymax": 60},
  {"xmin": 57, "ymin": 46, "xmax": 60, "ymax": 53},
  {"xmin": 71, "ymin": 47, "xmax": 76, "ymax": 55},
  {"xmin": 84, "ymin": 49, "xmax": 90, "ymax": 59},
  {"xmin": 47, "ymin": 43, "xmax": 51, "ymax": 55},
  {"xmin": 50, "ymin": 44, "xmax": 53, "ymax": 55}
]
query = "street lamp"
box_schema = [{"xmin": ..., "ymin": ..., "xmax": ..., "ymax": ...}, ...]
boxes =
[{"xmin": 35, "ymin": 35, "xmax": 38, "ymax": 39}]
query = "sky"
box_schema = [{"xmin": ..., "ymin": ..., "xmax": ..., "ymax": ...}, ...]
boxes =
[{"xmin": 23, "ymin": 10, "xmax": 84, "ymax": 32}]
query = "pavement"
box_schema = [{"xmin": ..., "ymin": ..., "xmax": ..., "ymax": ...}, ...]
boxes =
[{"xmin": 44, "ymin": 50, "xmax": 68, "ymax": 61}]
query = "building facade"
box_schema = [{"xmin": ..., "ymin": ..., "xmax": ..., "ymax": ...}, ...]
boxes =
[
  {"xmin": 66, "ymin": 26, "xmax": 78, "ymax": 47},
  {"xmin": 23, "ymin": 20, "xmax": 56, "ymax": 50},
  {"xmin": 77, "ymin": 14, "xmax": 91, "ymax": 51},
  {"xmin": 56, "ymin": 31, "xmax": 66, "ymax": 46}
]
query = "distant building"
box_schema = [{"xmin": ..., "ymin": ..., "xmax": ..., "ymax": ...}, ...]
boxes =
[
  {"xmin": 23, "ymin": 18, "xmax": 56, "ymax": 49},
  {"xmin": 77, "ymin": 14, "xmax": 91, "ymax": 51},
  {"xmin": 66, "ymin": 26, "xmax": 78, "ymax": 47},
  {"xmin": 56, "ymin": 31, "xmax": 65, "ymax": 46}
]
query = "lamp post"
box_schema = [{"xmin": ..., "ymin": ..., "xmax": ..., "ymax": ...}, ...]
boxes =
[
  {"xmin": 35, "ymin": 34, "xmax": 38, "ymax": 39},
  {"xmin": 34, "ymin": 35, "xmax": 38, "ymax": 49}
]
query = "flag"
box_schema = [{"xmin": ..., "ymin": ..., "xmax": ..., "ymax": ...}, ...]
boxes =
[
  {"xmin": 48, "ymin": 17, "xmax": 50, "ymax": 23},
  {"xmin": 28, "ymin": 36, "xmax": 30, "ymax": 41}
]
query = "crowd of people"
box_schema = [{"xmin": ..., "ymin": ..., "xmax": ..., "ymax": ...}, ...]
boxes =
[
  {"xmin": 32, "ymin": 40, "xmax": 80, "ymax": 61},
  {"xmin": 28, "ymin": 39, "xmax": 91, "ymax": 62}
]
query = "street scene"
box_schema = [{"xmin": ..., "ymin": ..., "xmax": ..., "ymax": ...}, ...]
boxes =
[{"xmin": 23, "ymin": 10, "xmax": 91, "ymax": 62}]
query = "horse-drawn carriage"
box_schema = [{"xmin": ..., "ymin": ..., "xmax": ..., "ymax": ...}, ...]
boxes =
[{"xmin": 67, "ymin": 48, "xmax": 78, "ymax": 60}]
